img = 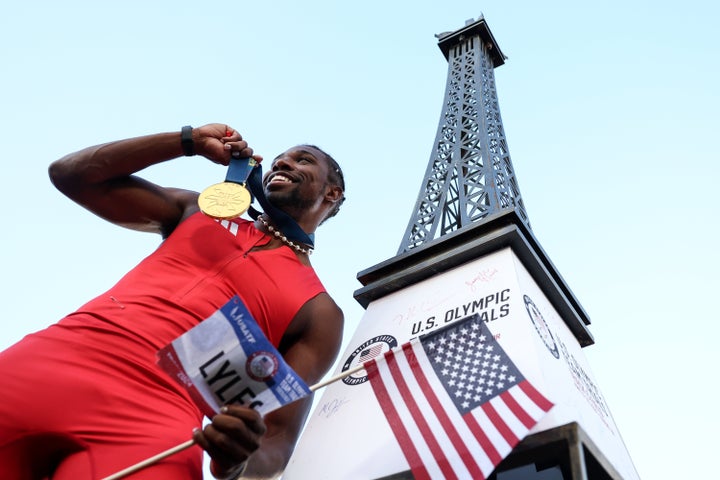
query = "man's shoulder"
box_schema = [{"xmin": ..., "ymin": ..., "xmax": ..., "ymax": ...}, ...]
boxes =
[{"xmin": 301, "ymin": 292, "xmax": 343, "ymax": 323}]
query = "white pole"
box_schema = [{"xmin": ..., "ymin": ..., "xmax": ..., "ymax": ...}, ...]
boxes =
[
  {"xmin": 101, "ymin": 439, "xmax": 196, "ymax": 480},
  {"xmin": 101, "ymin": 362, "xmax": 369, "ymax": 479},
  {"xmin": 309, "ymin": 363, "xmax": 366, "ymax": 392}
]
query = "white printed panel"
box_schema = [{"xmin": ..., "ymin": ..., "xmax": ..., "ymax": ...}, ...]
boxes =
[
  {"xmin": 287, "ymin": 248, "xmax": 527, "ymax": 479},
  {"xmin": 512, "ymin": 254, "xmax": 639, "ymax": 480},
  {"xmin": 286, "ymin": 247, "xmax": 638, "ymax": 479}
]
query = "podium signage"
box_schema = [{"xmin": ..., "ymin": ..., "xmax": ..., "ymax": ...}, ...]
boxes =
[{"xmin": 284, "ymin": 247, "xmax": 638, "ymax": 479}]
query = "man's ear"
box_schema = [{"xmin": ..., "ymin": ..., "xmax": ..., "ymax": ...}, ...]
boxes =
[{"xmin": 324, "ymin": 185, "xmax": 344, "ymax": 203}]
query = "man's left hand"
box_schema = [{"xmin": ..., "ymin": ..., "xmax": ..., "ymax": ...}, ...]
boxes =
[{"xmin": 193, "ymin": 405, "xmax": 267, "ymax": 479}]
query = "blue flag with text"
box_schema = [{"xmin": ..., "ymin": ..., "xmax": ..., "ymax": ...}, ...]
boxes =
[{"xmin": 157, "ymin": 295, "xmax": 310, "ymax": 418}]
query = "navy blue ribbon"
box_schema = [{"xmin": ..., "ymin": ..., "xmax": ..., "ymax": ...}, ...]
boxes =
[
  {"xmin": 243, "ymin": 162, "xmax": 315, "ymax": 248},
  {"xmin": 225, "ymin": 157, "xmax": 256, "ymax": 185}
]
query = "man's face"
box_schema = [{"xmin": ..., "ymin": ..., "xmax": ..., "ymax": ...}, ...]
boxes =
[{"xmin": 262, "ymin": 146, "xmax": 331, "ymax": 214}]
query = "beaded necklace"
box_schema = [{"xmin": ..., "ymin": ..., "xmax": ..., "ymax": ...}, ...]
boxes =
[{"xmin": 257, "ymin": 215, "xmax": 313, "ymax": 255}]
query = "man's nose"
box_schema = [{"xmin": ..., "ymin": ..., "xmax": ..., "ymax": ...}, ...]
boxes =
[{"xmin": 272, "ymin": 157, "xmax": 292, "ymax": 170}]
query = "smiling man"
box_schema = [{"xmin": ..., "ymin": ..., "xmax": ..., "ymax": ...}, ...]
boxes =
[{"xmin": 0, "ymin": 124, "xmax": 346, "ymax": 480}]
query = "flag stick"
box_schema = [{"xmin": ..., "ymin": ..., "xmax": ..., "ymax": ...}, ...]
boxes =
[
  {"xmin": 101, "ymin": 439, "xmax": 196, "ymax": 480},
  {"xmin": 309, "ymin": 362, "xmax": 366, "ymax": 391},
  {"xmin": 101, "ymin": 362, "xmax": 369, "ymax": 480}
]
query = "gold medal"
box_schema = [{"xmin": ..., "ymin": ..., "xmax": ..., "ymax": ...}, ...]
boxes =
[{"xmin": 198, "ymin": 182, "xmax": 252, "ymax": 219}]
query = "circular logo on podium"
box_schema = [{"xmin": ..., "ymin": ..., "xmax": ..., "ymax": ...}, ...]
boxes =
[
  {"xmin": 246, "ymin": 351, "xmax": 280, "ymax": 382},
  {"xmin": 524, "ymin": 295, "xmax": 560, "ymax": 359},
  {"xmin": 341, "ymin": 334, "xmax": 398, "ymax": 386}
]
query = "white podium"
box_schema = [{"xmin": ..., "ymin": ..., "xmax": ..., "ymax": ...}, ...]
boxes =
[{"xmin": 285, "ymin": 211, "xmax": 639, "ymax": 480}]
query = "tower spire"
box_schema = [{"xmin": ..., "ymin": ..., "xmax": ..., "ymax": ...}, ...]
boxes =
[{"xmin": 398, "ymin": 15, "xmax": 529, "ymax": 254}]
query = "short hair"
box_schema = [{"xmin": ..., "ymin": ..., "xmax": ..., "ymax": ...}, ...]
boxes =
[{"xmin": 302, "ymin": 144, "xmax": 346, "ymax": 224}]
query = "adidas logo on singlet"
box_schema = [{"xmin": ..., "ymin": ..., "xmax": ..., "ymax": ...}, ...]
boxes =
[{"xmin": 214, "ymin": 218, "xmax": 241, "ymax": 236}]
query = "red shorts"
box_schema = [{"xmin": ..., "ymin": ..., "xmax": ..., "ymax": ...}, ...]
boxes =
[{"xmin": 0, "ymin": 328, "xmax": 204, "ymax": 479}]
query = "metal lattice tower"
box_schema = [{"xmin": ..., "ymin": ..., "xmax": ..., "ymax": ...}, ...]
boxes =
[{"xmin": 398, "ymin": 16, "xmax": 530, "ymax": 254}]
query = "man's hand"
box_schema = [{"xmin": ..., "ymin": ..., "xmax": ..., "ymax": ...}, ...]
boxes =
[
  {"xmin": 193, "ymin": 124, "xmax": 262, "ymax": 166},
  {"xmin": 193, "ymin": 405, "xmax": 267, "ymax": 479}
]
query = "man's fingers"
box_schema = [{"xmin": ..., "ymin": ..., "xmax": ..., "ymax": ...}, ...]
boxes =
[
  {"xmin": 195, "ymin": 406, "xmax": 266, "ymax": 466},
  {"xmin": 218, "ymin": 405, "xmax": 267, "ymax": 436},
  {"xmin": 224, "ymin": 141, "xmax": 254, "ymax": 159},
  {"xmin": 222, "ymin": 126, "xmax": 242, "ymax": 141}
]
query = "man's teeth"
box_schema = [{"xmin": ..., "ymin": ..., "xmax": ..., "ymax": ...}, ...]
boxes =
[{"xmin": 271, "ymin": 175, "xmax": 292, "ymax": 183}]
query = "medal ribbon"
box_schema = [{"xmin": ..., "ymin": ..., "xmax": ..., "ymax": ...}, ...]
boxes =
[
  {"xmin": 225, "ymin": 157, "xmax": 256, "ymax": 186},
  {"xmin": 229, "ymin": 158, "xmax": 315, "ymax": 248}
]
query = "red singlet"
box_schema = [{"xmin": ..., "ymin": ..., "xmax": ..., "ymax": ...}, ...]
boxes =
[{"xmin": 0, "ymin": 213, "xmax": 326, "ymax": 479}]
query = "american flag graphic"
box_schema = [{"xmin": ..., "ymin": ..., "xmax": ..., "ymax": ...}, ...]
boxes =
[
  {"xmin": 365, "ymin": 314, "xmax": 553, "ymax": 480},
  {"xmin": 357, "ymin": 344, "xmax": 385, "ymax": 364}
]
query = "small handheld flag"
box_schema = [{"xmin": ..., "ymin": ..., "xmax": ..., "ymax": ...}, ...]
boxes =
[
  {"xmin": 365, "ymin": 314, "xmax": 554, "ymax": 480},
  {"xmin": 103, "ymin": 296, "xmax": 312, "ymax": 480}
]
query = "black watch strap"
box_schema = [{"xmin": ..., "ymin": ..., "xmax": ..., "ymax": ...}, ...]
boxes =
[{"xmin": 181, "ymin": 125, "xmax": 194, "ymax": 156}]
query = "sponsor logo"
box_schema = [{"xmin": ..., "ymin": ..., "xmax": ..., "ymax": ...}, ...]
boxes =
[
  {"xmin": 523, "ymin": 295, "xmax": 560, "ymax": 359},
  {"xmin": 341, "ymin": 334, "xmax": 398, "ymax": 386},
  {"xmin": 214, "ymin": 218, "xmax": 241, "ymax": 236},
  {"xmin": 246, "ymin": 351, "xmax": 280, "ymax": 382}
]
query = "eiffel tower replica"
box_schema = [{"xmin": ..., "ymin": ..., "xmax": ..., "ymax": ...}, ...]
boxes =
[
  {"xmin": 285, "ymin": 16, "xmax": 638, "ymax": 480},
  {"xmin": 397, "ymin": 16, "xmax": 529, "ymax": 253}
]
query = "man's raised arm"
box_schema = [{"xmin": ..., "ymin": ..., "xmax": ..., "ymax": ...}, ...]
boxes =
[{"xmin": 48, "ymin": 124, "xmax": 256, "ymax": 236}]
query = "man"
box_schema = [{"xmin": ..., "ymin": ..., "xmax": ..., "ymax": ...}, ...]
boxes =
[{"xmin": 0, "ymin": 124, "xmax": 345, "ymax": 479}]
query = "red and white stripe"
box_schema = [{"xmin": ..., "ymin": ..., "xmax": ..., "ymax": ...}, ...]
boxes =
[{"xmin": 366, "ymin": 341, "xmax": 553, "ymax": 480}]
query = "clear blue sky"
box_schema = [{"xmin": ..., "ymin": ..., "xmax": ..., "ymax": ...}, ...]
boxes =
[{"xmin": 1, "ymin": 1, "xmax": 718, "ymax": 478}]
